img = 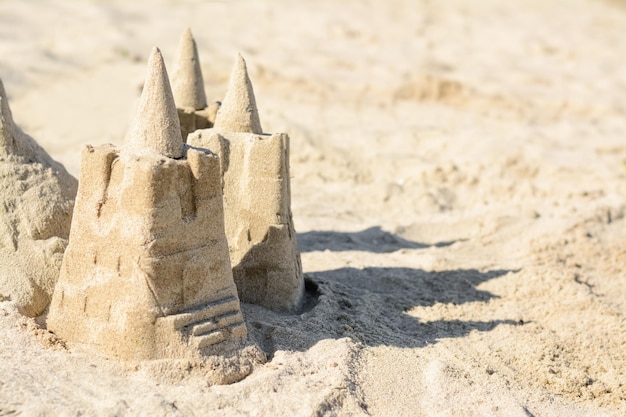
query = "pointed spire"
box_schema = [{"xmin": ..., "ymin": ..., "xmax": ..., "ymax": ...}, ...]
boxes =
[
  {"xmin": 0, "ymin": 78, "xmax": 11, "ymax": 123},
  {"xmin": 171, "ymin": 28, "xmax": 208, "ymax": 111},
  {"xmin": 0, "ymin": 78, "xmax": 17, "ymax": 153},
  {"xmin": 214, "ymin": 53, "xmax": 262, "ymax": 134},
  {"xmin": 130, "ymin": 47, "xmax": 184, "ymax": 159}
]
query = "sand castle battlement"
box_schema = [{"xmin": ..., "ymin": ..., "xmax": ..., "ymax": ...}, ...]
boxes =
[
  {"xmin": 47, "ymin": 48, "xmax": 246, "ymax": 361},
  {"xmin": 189, "ymin": 54, "xmax": 304, "ymax": 312}
]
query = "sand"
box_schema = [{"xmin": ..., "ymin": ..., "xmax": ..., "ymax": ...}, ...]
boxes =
[
  {"xmin": 0, "ymin": 78, "xmax": 77, "ymax": 317},
  {"xmin": 0, "ymin": 0, "xmax": 625, "ymax": 416}
]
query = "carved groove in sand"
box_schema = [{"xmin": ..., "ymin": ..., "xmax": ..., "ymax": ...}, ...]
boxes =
[
  {"xmin": 188, "ymin": 54, "xmax": 304, "ymax": 312},
  {"xmin": 47, "ymin": 48, "xmax": 246, "ymax": 360}
]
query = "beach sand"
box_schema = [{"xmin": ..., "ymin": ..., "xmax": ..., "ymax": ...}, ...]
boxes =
[{"xmin": 1, "ymin": 0, "xmax": 625, "ymax": 415}]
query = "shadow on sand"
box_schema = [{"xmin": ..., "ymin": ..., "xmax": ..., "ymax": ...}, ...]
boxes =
[
  {"xmin": 297, "ymin": 227, "xmax": 458, "ymax": 253},
  {"xmin": 243, "ymin": 265, "xmax": 520, "ymax": 357}
]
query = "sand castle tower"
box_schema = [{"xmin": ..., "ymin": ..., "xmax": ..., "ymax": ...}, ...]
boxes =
[
  {"xmin": 47, "ymin": 48, "xmax": 246, "ymax": 361},
  {"xmin": 188, "ymin": 54, "xmax": 304, "ymax": 312},
  {"xmin": 0, "ymin": 78, "xmax": 77, "ymax": 317},
  {"xmin": 171, "ymin": 29, "xmax": 220, "ymax": 141}
]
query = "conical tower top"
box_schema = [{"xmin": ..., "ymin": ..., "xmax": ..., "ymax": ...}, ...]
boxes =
[
  {"xmin": 0, "ymin": 78, "xmax": 17, "ymax": 154},
  {"xmin": 130, "ymin": 47, "xmax": 184, "ymax": 159},
  {"xmin": 171, "ymin": 28, "xmax": 208, "ymax": 110},
  {"xmin": 214, "ymin": 53, "xmax": 262, "ymax": 134}
]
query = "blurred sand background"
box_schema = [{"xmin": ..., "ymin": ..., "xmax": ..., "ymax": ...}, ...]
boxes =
[{"xmin": 1, "ymin": 0, "xmax": 626, "ymax": 415}]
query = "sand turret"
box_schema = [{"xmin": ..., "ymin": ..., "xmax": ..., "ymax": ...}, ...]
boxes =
[
  {"xmin": 172, "ymin": 28, "xmax": 207, "ymax": 110},
  {"xmin": 47, "ymin": 48, "xmax": 246, "ymax": 361},
  {"xmin": 130, "ymin": 47, "xmax": 184, "ymax": 159},
  {"xmin": 0, "ymin": 80, "xmax": 17, "ymax": 154},
  {"xmin": 188, "ymin": 54, "xmax": 304, "ymax": 312},
  {"xmin": 0, "ymin": 78, "xmax": 77, "ymax": 317},
  {"xmin": 213, "ymin": 54, "xmax": 263, "ymax": 134},
  {"xmin": 171, "ymin": 29, "xmax": 221, "ymax": 141}
]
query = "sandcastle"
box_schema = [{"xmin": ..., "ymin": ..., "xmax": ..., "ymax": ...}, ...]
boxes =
[
  {"xmin": 0, "ymin": 78, "xmax": 77, "ymax": 317},
  {"xmin": 171, "ymin": 29, "xmax": 220, "ymax": 141},
  {"xmin": 9, "ymin": 32, "xmax": 302, "ymax": 361},
  {"xmin": 47, "ymin": 48, "xmax": 246, "ymax": 361},
  {"xmin": 188, "ymin": 54, "xmax": 304, "ymax": 312}
]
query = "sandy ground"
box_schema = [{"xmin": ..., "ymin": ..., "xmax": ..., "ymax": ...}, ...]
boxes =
[{"xmin": 1, "ymin": 0, "xmax": 626, "ymax": 415}]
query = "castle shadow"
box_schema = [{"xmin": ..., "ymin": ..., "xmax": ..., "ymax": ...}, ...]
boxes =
[
  {"xmin": 243, "ymin": 266, "xmax": 521, "ymax": 356},
  {"xmin": 297, "ymin": 227, "xmax": 457, "ymax": 253}
]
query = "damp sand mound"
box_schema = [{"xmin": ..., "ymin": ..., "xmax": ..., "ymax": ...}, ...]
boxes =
[{"xmin": 0, "ymin": 79, "xmax": 77, "ymax": 317}]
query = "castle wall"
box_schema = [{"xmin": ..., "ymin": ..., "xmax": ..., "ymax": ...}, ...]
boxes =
[
  {"xmin": 188, "ymin": 129, "xmax": 304, "ymax": 311},
  {"xmin": 48, "ymin": 144, "xmax": 245, "ymax": 360},
  {"xmin": 177, "ymin": 104, "xmax": 218, "ymax": 142}
]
